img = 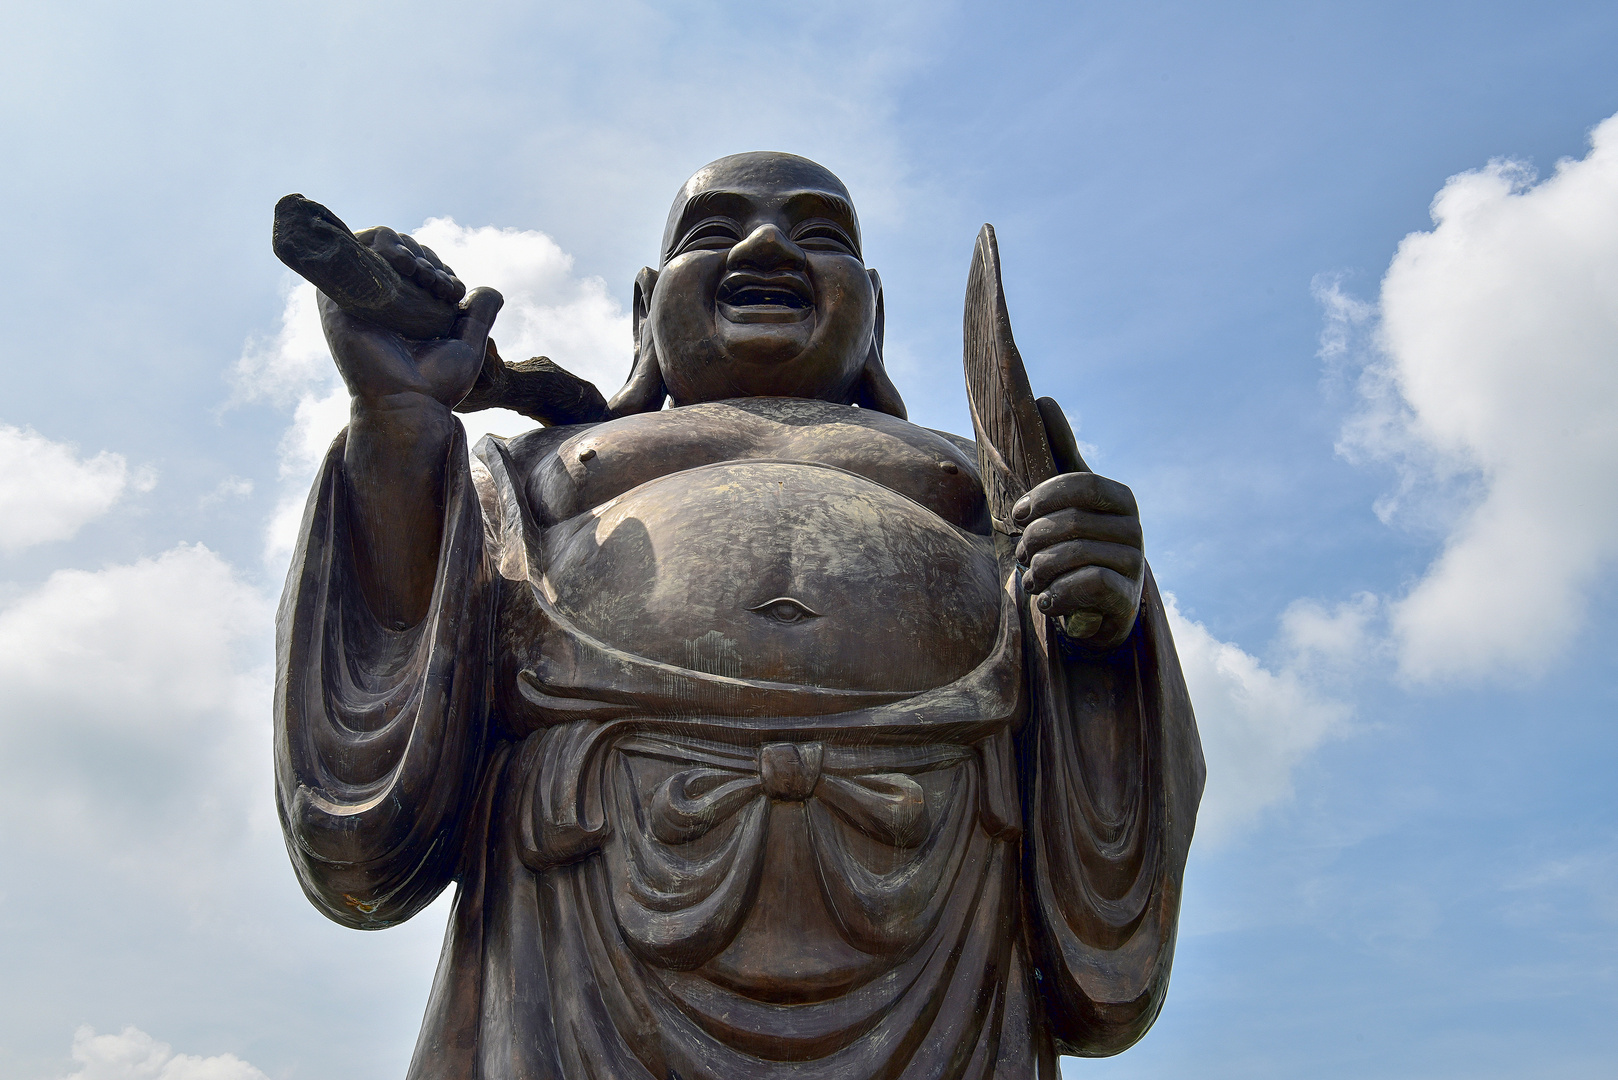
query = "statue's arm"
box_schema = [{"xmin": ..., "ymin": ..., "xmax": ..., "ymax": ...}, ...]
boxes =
[
  {"xmin": 948, "ymin": 416, "xmax": 1204, "ymax": 1050},
  {"xmin": 315, "ymin": 227, "xmax": 502, "ymax": 627},
  {"xmin": 1019, "ymin": 566, "xmax": 1205, "ymax": 1056},
  {"xmin": 274, "ymin": 238, "xmax": 504, "ymax": 929},
  {"xmin": 954, "ymin": 224, "xmax": 1203, "ymax": 1049}
]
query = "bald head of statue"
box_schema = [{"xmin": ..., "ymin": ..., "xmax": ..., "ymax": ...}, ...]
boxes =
[{"xmin": 608, "ymin": 152, "xmax": 906, "ymax": 418}]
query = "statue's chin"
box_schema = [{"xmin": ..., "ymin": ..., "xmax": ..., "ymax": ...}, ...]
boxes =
[
  {"xmin": 661, "ymin": 314, "xmax": 869, "ymax": 405},
  {"xmin": 713, "ymin": 315, "xmax": 816, "ymax": 369}
]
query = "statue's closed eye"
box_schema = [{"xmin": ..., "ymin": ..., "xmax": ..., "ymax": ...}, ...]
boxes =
[
  {"xmin": 791, "ymin": 221, "xmax": 858, "ymax": 256},
  {"xmin": 677, "ymin": 217, "xmax": 743, "ymax": 254},
  {"xmin": 747, "ymin": 597, "xmax": 822, "ymax": 624}
]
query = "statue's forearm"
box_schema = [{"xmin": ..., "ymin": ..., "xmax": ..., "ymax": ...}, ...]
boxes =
[{"xmin": 343, "ymin": 392, "xmax": 457, "ymax": 629}]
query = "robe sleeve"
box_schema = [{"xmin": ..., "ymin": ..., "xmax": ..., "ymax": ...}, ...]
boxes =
[
  {"xmin": 274, "ymin": 424, "xmax": 494, "ymax": 930},
  {"xmin": 1020, "ymin": 563, "xmax": 1205, "ymax": 1056}
]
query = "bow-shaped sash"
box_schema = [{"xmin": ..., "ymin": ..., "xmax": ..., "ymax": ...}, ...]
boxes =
[
  {"xmin": 649, "ymin": 741, "xmax": 932, "ymax": 849},
  {"xmin": 607, "ymin": 737, "xmax": 974, "ymax": 970}
]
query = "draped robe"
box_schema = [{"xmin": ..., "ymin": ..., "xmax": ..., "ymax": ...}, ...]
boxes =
[{"xmin": 275, "ymin": 421, "xmax": 1204, "ymax": 1079}]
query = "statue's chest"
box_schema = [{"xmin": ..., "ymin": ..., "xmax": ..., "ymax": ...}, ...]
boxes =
[{"xmin": 531, "ymin": 401, "xmax": 990, "ymax": 533}]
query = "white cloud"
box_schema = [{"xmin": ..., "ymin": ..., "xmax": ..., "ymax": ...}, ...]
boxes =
[
  {"xmin": 1277, "ymin": 591, "xmax": 1386, "ymax": 679},
  {"xmin": 57, "ymin": 1026, "xmax": 267, "ymax": 1080},
  {"xmin": 200, "ymin": 476, "xmax": 253, "ymax": 507},
  {"xmin": 233, "ymin": 278, "xmax": 330, "ymax": 410},
  {"xmin": 411, "ymin": 217, "xmax": 631, "ymax": 392},
  {"xmin": 0, "ymin": 425, "xmax": 152, "ymax": 553},
  {"xmin": 1333, "ymin": 112, "xmax": 1618, "ymax": 683},
  {"xmin": 0, "ymin": 543, "xmax": 448, "ymax": 1080},
  {"xmin": 240, "ymin": 219, "xmax": 631, "ymax": 569},
  {"xmin": 0, "ymin": 544, "xmax": 273, "ymax": 867},
  {"xmin": 1164, "ymin": 593, "xmax": 1350, "ymax": 843}
]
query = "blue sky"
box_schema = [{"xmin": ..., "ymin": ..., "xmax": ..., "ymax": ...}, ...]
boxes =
[{"xmin": 2, "ymin": 2, "xmax": 1616, "ymax": 1077}]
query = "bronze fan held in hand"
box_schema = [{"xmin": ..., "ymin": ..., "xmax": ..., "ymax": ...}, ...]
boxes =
[{"xmin": 272, "ymin": 152, "xmax": 1203, "ymax": 1080}]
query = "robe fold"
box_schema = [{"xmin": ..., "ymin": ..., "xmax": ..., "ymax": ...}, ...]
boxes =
[{"xmin": 275, "ymin": 423, "xmax": 1204, "ymax": 1079}]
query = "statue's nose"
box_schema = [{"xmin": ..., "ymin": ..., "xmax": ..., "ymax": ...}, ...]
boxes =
[{"xmin": 728, "ymin": 223, "xmax": 806, "ymax": 274}]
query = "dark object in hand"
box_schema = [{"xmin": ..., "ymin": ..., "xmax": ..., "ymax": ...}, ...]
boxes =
[
  {"xmin": 272, "ymin": 194, "xmax": 461, "ymax": 340},
  {"xmin": 457, "ymin": 340, "xmax": 610, "ymax": 426},
  {"xmin": 272, "ymin": 194, "xmax": 609, "ymax": 425}
]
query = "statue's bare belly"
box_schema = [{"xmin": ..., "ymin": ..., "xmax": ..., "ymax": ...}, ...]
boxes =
[{"xmin": 544, "ymin": 460, "xmax": 1002, "ymax": 692}]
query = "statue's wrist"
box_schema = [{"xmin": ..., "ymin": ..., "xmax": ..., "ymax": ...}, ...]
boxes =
[
  {"xmin": 350, "ymin": 391, "xmax": 456, "ymax": 434},
  {"xmin": 352, "ymin": 387, "xmax": 451, "ymax": 412}
]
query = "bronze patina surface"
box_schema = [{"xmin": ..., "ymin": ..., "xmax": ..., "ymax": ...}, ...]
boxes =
[{"xmin": 273, "ymin": 152, "xmax": 1204, "ymax": 1079}]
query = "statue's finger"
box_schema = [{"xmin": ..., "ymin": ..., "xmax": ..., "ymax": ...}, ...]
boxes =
[
  {"xmin": 1016, "ymin": 507, "xmax": 1142, "ymax": 562},
  {"xmin": 375, "ymin": 236, "xmax": 419, "ymax": 277},
  {"xmin": 423, "ymin": 273, "xmax": 454, "ymax": 301},
  {"xmin": 1024, "ymin": 540, "xmax": 1143, "ymax": 594},
  {"xmin": 1036, "ymin": 397, "xmax": 1089, "ymax": 474},
  {"xmin": 411, "ymin": 243, "xmax": 464, "ymax": 300},
  {"xmin": 356, "ymin": 224, "xmax": 402, "ymax": 250},
  {"xmin": 1033, "ymin": 565, "xmax": 1138, "ymax": 620},
  {"xmin": 451, "ymin": 287, "xmax": 505, "ymax": 346},
  {"xmin": 1013, "ymin": 471, "xmax": 1137, "ymax": 526},
  {"xmin": 414, "ymin": 259, "xmax": 458, "ymax": 299}
]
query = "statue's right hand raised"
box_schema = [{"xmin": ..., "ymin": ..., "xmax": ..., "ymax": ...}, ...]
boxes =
[{"xmin": 319, "ymin": 229, "xmax": 503, "ymax": 409}]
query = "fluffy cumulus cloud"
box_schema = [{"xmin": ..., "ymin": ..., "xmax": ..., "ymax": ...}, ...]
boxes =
[
  {"xmin": 1331, "ymin": 112, "xmax": 1618, "ymax": 683},
  {"xmin": 0, "ymin": 543, "xmax": 272, "ymax": 865},
  {"xmin": 411, "ymin": 217, "xmax": 631, "ymax": 394},
  {"xmin": 0, "ymin": 425, "xmax": 153, "ymax": 552},
  {"xmin": 0, "ymin": 545, "xmax": 284, "ymax": 1074},
  {"xmin": 238, "ymin": 219, "xmax": 631, "ymax": 567},
  {"xmin": 56, "ymin": 1026, "xmax": 267, "ymax": 1080},
  {"xmin": 1164, "ymin": 594, "xmax": 1350, "ymax": 843}
]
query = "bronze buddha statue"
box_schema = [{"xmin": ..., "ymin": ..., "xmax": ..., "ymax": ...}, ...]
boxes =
[{"xmin": 274, "ymin": 152, "xmax": 1203, "ymax": 1079}]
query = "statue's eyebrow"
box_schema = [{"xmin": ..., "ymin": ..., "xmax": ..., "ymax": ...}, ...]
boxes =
[
  {"xmin": 667, "ymin": 189, "xmax": 753, "ymax": 258},
  {"xmin": 782, "ymin": 191, "xmax": 861, "ymax": 254}
]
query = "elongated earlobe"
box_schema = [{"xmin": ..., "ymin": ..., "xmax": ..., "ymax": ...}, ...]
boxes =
[
  {"xmin": 607, "ymin": 266, "xmax": 668, "ymax": 417},
  {"xmin": 852, "ymin": 268, "xmax": 907, "ymax": 419}
]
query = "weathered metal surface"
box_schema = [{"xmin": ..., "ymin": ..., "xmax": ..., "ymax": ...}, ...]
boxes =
[{"xmin": 272, "ymin": 152, "xmax": 1204, "ymax": 1079}]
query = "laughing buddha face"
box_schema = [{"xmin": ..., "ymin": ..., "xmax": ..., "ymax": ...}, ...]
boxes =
[{"xmin": 638, "ymin": 152, "xmax": 886, "ymax": 408}]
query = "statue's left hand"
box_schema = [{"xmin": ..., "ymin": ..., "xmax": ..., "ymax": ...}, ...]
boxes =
[{"xmin": 1011, "ymin": 473, "xmax": 1144, "ymax": 650}]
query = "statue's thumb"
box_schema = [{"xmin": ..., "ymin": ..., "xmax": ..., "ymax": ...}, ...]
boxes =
[
  {"xmin": 454, "ymin": 287, "xmax": 505, "ymax": 345},
  {"xmin": 1036, "ymin": 396, "xmax": 1089, "ymax": 474}
]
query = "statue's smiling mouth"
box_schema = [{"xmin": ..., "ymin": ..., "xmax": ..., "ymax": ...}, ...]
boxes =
[{"xmin": 717, "ymin": 272, "xmax": 814, "ymax": 324}]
